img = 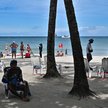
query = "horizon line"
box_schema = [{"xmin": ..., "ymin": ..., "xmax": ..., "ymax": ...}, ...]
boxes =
[{"xmin": 0, "ymin": 35, "xmax": 108, "ymax": 37}]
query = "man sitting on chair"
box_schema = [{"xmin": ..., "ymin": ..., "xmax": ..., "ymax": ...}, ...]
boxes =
[{"xmin": 2, "ymin": 60, "xmax": 31, "ymax": 102}]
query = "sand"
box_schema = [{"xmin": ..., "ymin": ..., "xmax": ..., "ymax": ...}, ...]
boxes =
[{"xmin": 0, "ymin": 55, "xmax": 108, "ymax": 108}]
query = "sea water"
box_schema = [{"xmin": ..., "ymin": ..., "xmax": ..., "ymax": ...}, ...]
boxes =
[{"xmin": 0, "ymin": 36, "xmax": 108, "ymax": 56}]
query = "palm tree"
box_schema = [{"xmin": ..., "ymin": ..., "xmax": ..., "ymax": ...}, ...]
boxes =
[
  {"xmin": 43, "ymin": 0, "xmax": 61, "ymax": 78},
  {"xmin": 64, "ymin": 0, "xmax": 95, "ymax": 97}
]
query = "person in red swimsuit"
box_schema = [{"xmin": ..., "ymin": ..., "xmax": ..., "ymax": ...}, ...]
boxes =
[{"xmin": 26, "ymin": 44, "xmax": 31, "ymax": 53}]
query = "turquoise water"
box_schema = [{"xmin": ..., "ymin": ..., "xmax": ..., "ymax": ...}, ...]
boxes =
[{"xmin": 0, "ymin": 36, "xmax": 108, "ymax": 56}]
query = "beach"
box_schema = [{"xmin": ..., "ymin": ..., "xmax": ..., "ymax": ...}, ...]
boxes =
[{"xmin": 0, "ymin": 55, "xmax": 108, "ymax": 108}]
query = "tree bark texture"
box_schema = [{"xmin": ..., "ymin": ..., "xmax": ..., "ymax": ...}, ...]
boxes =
[
  {"xmin": 64, "ymin": 0, "xmax": 95, "ymax": 97},
  {"xmin": 44, "ymin": 0, "xmax": 61, "ymax": 78}
]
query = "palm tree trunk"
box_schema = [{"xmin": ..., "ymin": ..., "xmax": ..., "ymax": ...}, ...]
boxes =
[
  {"xmin": 64, "ymin": 0, "xmax": 95, "ymax": 97},
  {"xmin": 43, "ymin": 0, "xmax": 61, "ymax": 78}
]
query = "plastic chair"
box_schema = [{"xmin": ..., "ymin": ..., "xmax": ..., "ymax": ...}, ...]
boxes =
[
  {"xmin": 2, "ymin": 67, "xmax": 23, "ymax": 99},
  {"xmin": 31, "ymin": 55, "xmax": 42, "ymax": 74},
  {"xmin": 43, "ymin": 55, "xmax": 62, "ymax": 74},
  {"xmin": 84, "ymin": 58, "xmax": 103, "ymax": 78},
  {"xmin": 0, "ymin": 60, "xmax": 5, "ymax": 72},
  {"xmin": 101, "ymin": 58, "xmax": 108, "ymax": 78}
]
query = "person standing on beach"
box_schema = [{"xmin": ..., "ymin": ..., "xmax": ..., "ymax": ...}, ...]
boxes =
[
  {"xmin": 26, "ymin": 44, "xmax": 31, "ymax": 53},
  {"xmin": 20, "ymin": 42, "xmax": 24, "ymax": 59},
  {"xmin": 65, "ymin": 49, "xmax": 68, "ymax": 55},
  {"xmin": 10, "ymin": 41, "xmax": 18, "ymax": 59},
  {"xmin": 39, "ymin": 43, "xmax": 43, "ymax": 58},
  {"xmin": 86, "ymin": 39, "xmax": 94, "ymax": 70}
]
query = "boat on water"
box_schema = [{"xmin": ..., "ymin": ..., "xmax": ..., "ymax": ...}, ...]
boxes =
[{"xmin": 61, "ymin": 35, "xmax": 70, "ymax": 38}]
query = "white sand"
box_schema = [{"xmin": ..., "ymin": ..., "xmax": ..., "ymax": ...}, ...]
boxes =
[{"xmin": 0, "ymin": 55, "xmax": 108, "ymax": 108}]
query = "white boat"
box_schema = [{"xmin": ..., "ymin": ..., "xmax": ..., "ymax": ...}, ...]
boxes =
[{"xmin": 61, "ymin": 35, "xmax": 70, "ymax": 38}]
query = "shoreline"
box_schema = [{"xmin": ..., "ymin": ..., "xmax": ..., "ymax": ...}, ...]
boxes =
[
  {"xmin": 0, "ymin": 36, "xmax": 108, "ymax": 59},
  {"xmin": 1, "ymin": 53, "xmax": 107, "ymax": 63}
]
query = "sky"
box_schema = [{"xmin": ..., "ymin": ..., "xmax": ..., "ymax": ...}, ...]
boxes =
[{"xmin": 0, "ymin": 0, "xmax": 108, "ymax": 37}]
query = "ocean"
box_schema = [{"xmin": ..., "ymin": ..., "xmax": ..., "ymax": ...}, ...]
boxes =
[{"xmin": 0, "ymin": 36, "xmax": 108, "ymax": 56}]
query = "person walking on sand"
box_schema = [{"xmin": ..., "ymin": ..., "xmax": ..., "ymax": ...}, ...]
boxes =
[
  {"xmin": 10, "ymin": 41, "xmax": 18, "ymax": 59},
  {"xmin": 86, "ymin": 39, "xmax": 94, "ymax": 70},
  {"xmin": 20, "ymin": 42, "xmax": 24, "ymax": 59},
  {"xmin": 39, "ymin": 43, "xmax": 43, "ymax": 58}
]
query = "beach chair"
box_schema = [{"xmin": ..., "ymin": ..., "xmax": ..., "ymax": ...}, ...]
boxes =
[
  {"xmin": 84, "ymin": 58, "xmax": 92, "ymax": 78},
  {"xmin": 0, "ymin": 60, "xmax": 5, "ymax": 72},
  {"xmin": 2, "ymin": 67, "xmax": 23, "ymax": 99},
  {"xmin": 43, "ymin": 55, "xmax": 62, "ymax": 74},
  {"xmin": 31, "ymin": 55, "xmax": 42, "ymax": 74},
  {"xmin": 101, "ymin": 58, "xmax": 108, "ymax": 78},
  {"xmin": 43, "ymin": 55, "xmax": 47, "ymax": 68},
  {"xmin": 84, "ymin": 58, "xmax": 103, "ymax": 78},
  {"xmin": 84, "ymin": 58, "xmax": 89, "ymax": 72},
  {"xmin": 2, "ymin": 67, "xmax": 10, "ymax": 98}
]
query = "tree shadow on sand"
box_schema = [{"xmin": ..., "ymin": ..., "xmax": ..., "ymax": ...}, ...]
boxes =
[{"xmin": 0, "ymin": 75, "xmax": 108, "ymax": 108}]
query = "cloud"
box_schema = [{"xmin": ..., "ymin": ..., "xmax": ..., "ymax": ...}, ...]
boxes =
[
  {"xmin": 55, "ymin": 26, "xmax": 108, "ymax": 36},
  {"xmin": 55, "ymin": 28, "xmax": 69, "ymax": 36},
  {"xmin": 73, "ymin": 0, "xmax": 108, "ymax": 17},
  {"xmin": 0, "ymin": 0, "xmax": 50, "ymax": 13},
  {"xmin": 0, "ymin": 27, "xmax": 30, "ymax": 34},
  {"xmin": 32, "ymin": 26, "xmax": 39, "ymax": 30},
  {"xmin": 79, "ymin": 26, "xmax": 108, "ymax": 36},
  {"xmin": 0, "ymin": 6, "xmax": 15, "ymax": 11},
  {"xmin": 0, "ymin": 26, "xmax": 47, "ymax": 36}
]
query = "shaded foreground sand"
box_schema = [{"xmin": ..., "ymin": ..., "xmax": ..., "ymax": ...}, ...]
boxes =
[{"xmin": 0, "ymin": 55, "xmax": 108, "ymax": 108}]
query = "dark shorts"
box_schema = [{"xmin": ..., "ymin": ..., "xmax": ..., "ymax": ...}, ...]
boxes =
[
  {"xmin": 20, "ymin": 49, "xmax": 24, "ymax": 51},
  {"xmin": 87, "ymin": 53, "xmax": 92, "ymax": 62},
  {"xmin": 12, "ymin": 51, "xmax": 16, "ymax": 53},
  {"xmin": 12, "ymin": 48, "xmax": 16, "ymax": 53}
]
